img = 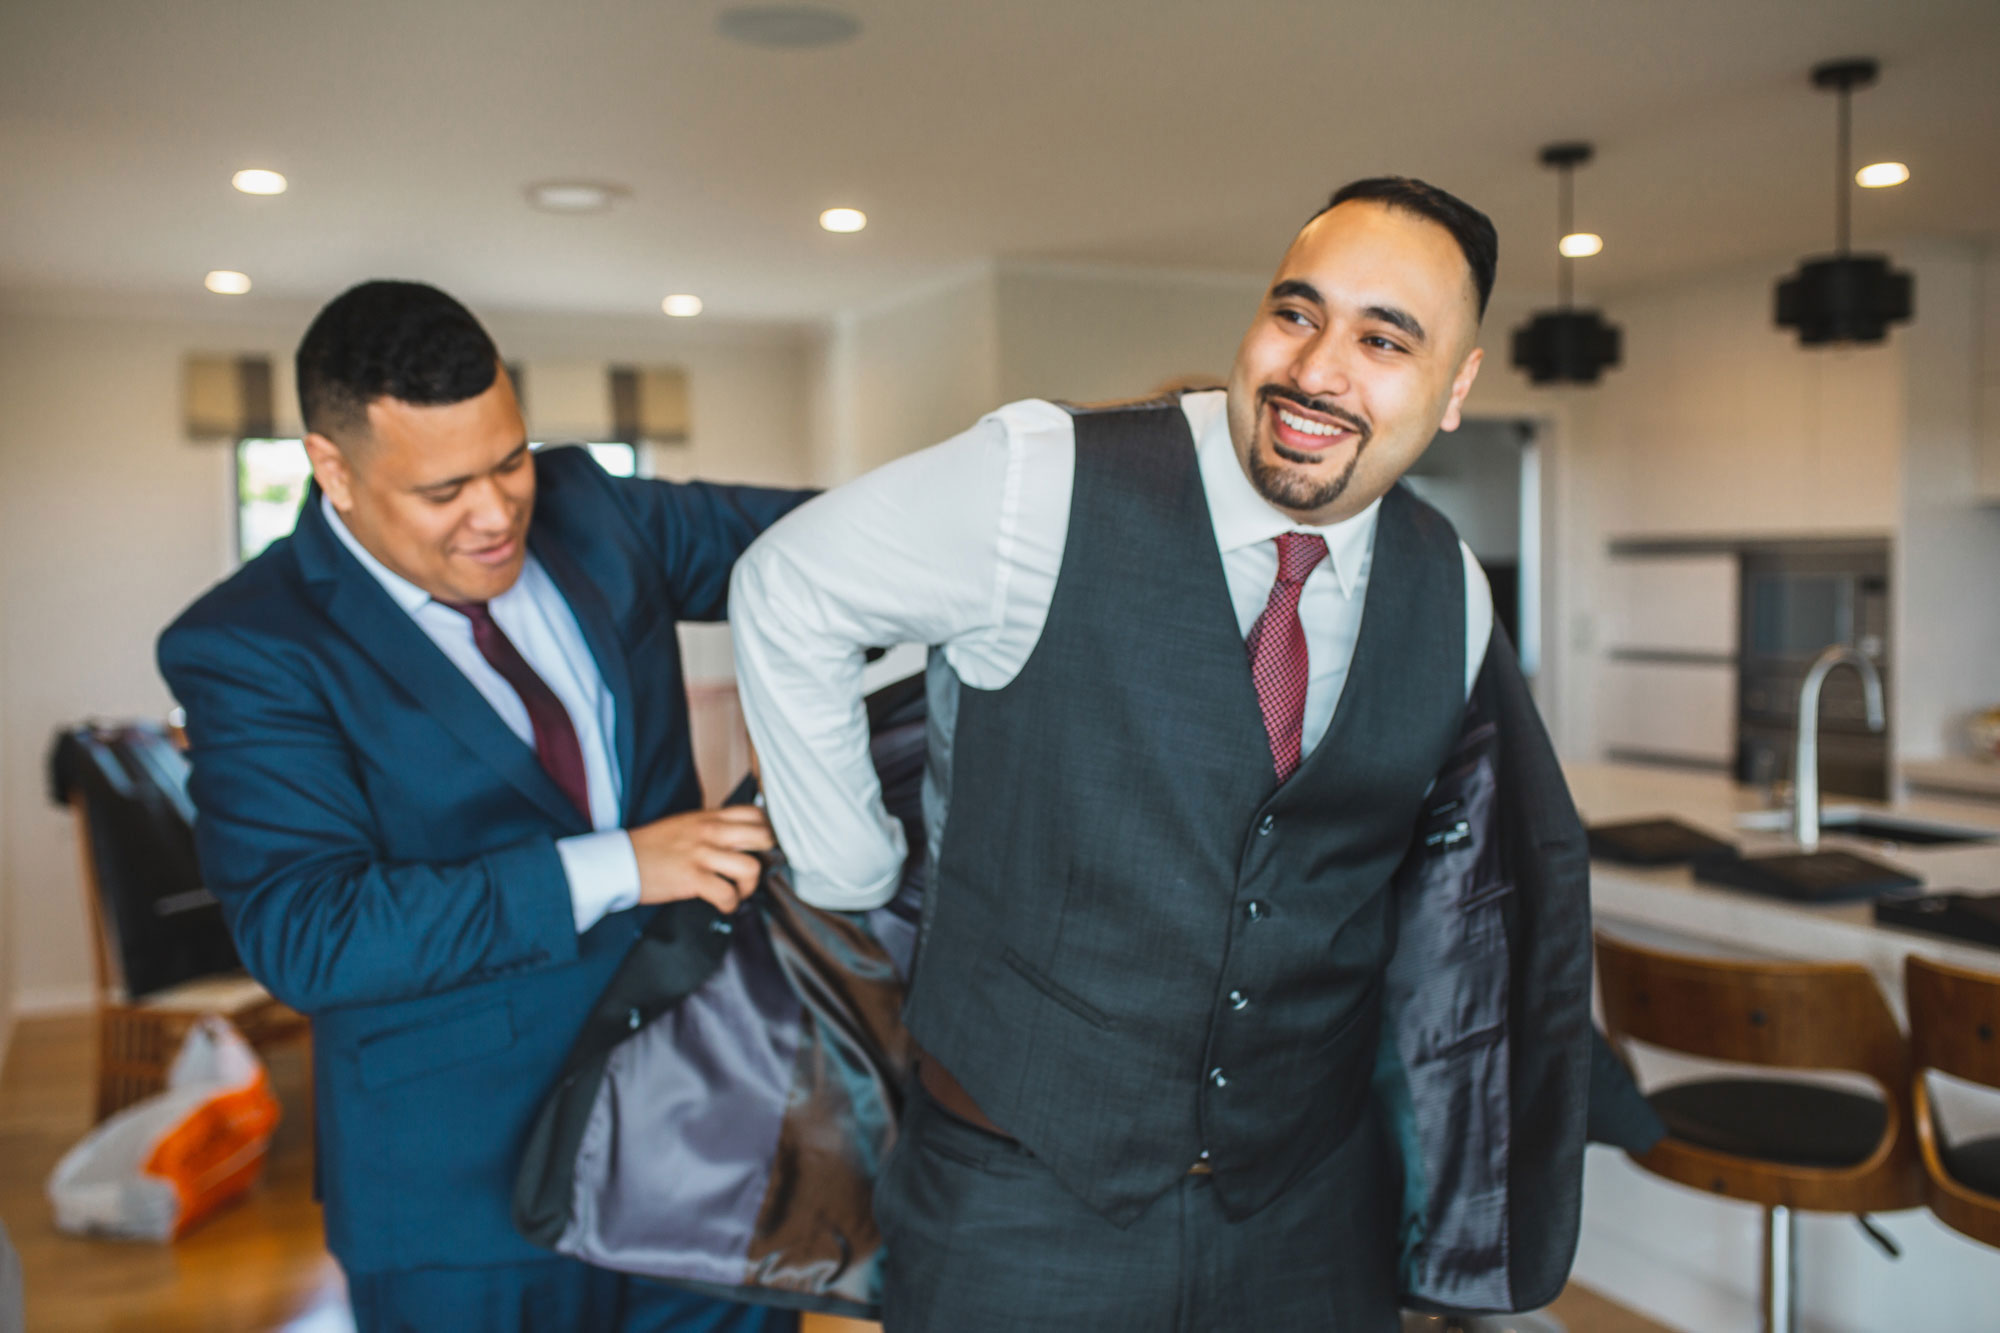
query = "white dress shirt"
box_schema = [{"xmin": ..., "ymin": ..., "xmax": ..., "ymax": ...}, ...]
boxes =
[
  {"xmin": 730, "ymin": 391, "xmax": 1494, "ymax": 913},
  {"xmin": 322, "ymin": 498, "xmax": 640, "ymax": 932}
]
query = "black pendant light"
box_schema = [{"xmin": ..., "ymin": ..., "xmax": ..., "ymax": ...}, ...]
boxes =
[
  {"xmin": 1774, "ymin": 59, "xmax": 1913, "ymax": 345},
  {"xmin": 1511, "ymin": 142, "xmax": 1621, "ymax": 386}
]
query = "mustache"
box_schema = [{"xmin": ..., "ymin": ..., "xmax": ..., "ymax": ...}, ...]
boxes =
[{"xmin": 1258, "ymin": 384, "xmax": 1371, "ymax": 443}]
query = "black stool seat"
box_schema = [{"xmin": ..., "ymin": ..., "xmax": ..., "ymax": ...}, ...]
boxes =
[
  {"xmin": 1943, "ymin": 1135, "xmax": 2000, "ymax": 1198},
  {"xmin": 1650, "ymin": 1079, "xmax": 1886, "ymax": 1168}
]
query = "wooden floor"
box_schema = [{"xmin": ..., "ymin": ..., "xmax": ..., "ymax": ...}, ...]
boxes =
[{"xmin": 1, "ymin": 1012, "xmax": 1668, "ymax": 1332}]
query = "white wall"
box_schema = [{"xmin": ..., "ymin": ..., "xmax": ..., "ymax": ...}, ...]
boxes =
[
  {"xmin": 1982, "ymin": 249, "xmax": 2000, "ymax": 500},
  {"xmin": 1893, "ymin": 243, "xmax": 2000, "ymax": 761},
  {"xmin": 811, "ymin": 266, "xmax": 1000, "ymax": 483},
  {"xmin": 1565, "ymin": 259, "xmax": 1905, "ymax": 543},
  {"xmin": 1528, "ymin": 248, "xmax": 2000, "ymax": 767},
  {"xmin": 0, "ymin": 291, "xmax": 815, "ymax": 1015},
  {"xmin": 993, "ymin": 262, "xmax": 1259, "ymax": 405},
  {"xmin": 0, "ymin": 624, "xmax": 11, "ymax": 1070}
]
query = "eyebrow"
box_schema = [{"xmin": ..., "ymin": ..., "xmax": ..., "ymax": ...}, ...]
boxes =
[
  {"xmin": 1363, "ymin": 304, "xmax": 1427, "ymax": 345},
  {"xmin": 415, "ymin": 441, "xmax": 530, "ymax": 493},
  {"xmin": 1269, "ymin": 280, "xmax": 1430, "ymax": 347},
  {"xmin": 1269, "ymin": 278, "xmax": 1322, "ymax": 307}
]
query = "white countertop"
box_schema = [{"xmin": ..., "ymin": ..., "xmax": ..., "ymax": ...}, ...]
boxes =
[{"xmin": 1569, "ymin": 761, "xmax": 2000, "ymax": 1000}]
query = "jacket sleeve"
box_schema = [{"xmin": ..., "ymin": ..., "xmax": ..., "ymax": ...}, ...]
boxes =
[
  {"xmin": 601, "ymin": 471, "xmax": 816, "ymax": 622},
  {"xmin": 158, "ymin": 619, "xmax": 580, "ymax": 1013}
]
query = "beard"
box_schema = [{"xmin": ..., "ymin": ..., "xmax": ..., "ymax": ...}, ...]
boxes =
[{"xmin": 1245, "ymin": 386, "xmax": 1371, "ymax": 514}]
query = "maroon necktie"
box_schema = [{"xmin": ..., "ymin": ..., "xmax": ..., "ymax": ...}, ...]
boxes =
[
  {"xmin": 1245, "ymin": 532, "xmax": 1329, "ymax": 782},
  {"xmin": 439, "ymin": 600, "xmax": 593, "ymax": 821}
]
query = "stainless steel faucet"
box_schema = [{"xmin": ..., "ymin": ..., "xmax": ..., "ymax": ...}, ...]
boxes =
[{"xmin": 1793, "ymin": 644, "xmax": 1886, "ymax": 851}]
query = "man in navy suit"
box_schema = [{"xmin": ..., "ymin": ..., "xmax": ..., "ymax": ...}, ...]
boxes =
[{"xmin": 158, "ymin": 281, "xmax": 809, "ymax": 1332}]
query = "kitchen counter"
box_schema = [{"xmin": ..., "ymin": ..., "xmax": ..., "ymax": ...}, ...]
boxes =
[
  {"xmin": 1569, "ymin": 761, "xmax": 2000, "ymax": 1001},
  {"xmin": 1903, "ymin": 754, "xmax": 2000, "ymax": 803},
  {"xmin": 1564, "ymin": 762, "xmax": 2000, "ymax": 1332}
]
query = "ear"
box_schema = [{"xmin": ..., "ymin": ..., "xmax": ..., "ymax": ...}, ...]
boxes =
[
  {"xmin": 1436, "ymin": 346, "xmax": 1484, "ymax": 433},
  {"xmin": 303, "ymin": 432, "xmax": 356, "ymax": 511}
]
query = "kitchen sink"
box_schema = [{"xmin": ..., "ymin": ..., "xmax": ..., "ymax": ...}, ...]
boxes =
[{"xmin": 1736, "ymin": 806, "xmax": 1998, "ymax": 847}]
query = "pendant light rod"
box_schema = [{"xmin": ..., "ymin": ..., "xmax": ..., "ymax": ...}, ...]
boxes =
[
  {"xmin": 1811, "ymin": 59, "xmax": 1878, "ymax": 257},
  {"xmin": 1836, "ymin": 80, "xmax": 1851, "ymax": 254},
  {"xmin": 1540, "ymin": 141, "xmax": 1592, "ymax": 311},
  {"xmin": 1558, "ymin": 165, "xmax": 1575, "ymax": 307}
]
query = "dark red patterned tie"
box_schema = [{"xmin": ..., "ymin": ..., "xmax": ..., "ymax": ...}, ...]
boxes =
[
  {"xmin": 1245, "ymin": 532, "xmax": 1329, "ymax": 782},
  {"xmin": 439, "ymin": 600, "xmax": 593, "ymax": 821}
]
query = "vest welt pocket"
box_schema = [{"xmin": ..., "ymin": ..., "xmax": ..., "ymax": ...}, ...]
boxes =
[
  {"xmin": 1000, "ymin": 948, "xmax": 1116, "ymax": 1030},
  {"xmin": 356, "ymin": 999, "xmax": 516, "ymax": 1091}
]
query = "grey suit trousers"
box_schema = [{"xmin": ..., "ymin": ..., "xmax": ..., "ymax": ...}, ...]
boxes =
[{"xmin": 875, "ymin": 1085, "xmax": 1401, "ymax": 1333}]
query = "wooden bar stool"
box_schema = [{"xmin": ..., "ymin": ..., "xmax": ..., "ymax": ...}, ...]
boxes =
[
  {"xmin": 1595, "ymin": 932, "xmax": 1921, "ymax": 1333},
  {"xmin": 1905, "ymin": 954, "xmax": 2000, "ymax": 1249}
]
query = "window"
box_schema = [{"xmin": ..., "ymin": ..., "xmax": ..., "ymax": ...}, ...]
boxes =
[
  {"xmin": 582, "ymin": 442, "xmax": 638, "ymax": 477},
  {"xmin": 233, "ymin": 439, "xmax": 642, "ymax": 563},
  {"xmin": 237, "ymin": 438, "xmax": 312, "ymax": 562}
]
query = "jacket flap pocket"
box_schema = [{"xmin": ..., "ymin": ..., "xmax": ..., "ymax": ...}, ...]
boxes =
[{"xmin": 358, "ymin": 1000, "xmax": 515, "ymax": 1091}]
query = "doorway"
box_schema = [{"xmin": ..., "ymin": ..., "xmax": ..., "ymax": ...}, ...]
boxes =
[{"xmin": 1402, "ymin": 417, "xmax": 1541, "ymax": 676}]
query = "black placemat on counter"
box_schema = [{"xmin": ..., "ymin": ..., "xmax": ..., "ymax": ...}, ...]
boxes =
[
  {"xmin": 1587, "ymin": 816, "xmax": 1738, "ymax": 866},
  {"xmin": 1875, "ymin": 891, "xmax": 2000, "ymax": 948},
  {"xmin": 1694, "ymin": 849, "xmax": 1923, "ymax": 903}
]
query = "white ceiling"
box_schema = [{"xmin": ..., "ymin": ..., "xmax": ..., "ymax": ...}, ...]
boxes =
[{"xmin": 2, "ymin": 0, "xmax": 1996, "ymax": 322}]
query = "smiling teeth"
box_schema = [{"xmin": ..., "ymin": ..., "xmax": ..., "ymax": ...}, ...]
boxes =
[{"xmin": 1277, "ymin": 407, "xmax": 1342, "ymax": 437}]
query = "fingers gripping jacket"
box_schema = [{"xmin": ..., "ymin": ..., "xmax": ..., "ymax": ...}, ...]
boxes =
[{"xmin": 512, "ymin": 678, "xmax": 925, "ymax": 1319}]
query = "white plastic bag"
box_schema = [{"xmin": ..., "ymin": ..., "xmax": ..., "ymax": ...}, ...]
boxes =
[{"xmin": 47, "ymin": 1015, "xmax": 281, "ymax": 1241}]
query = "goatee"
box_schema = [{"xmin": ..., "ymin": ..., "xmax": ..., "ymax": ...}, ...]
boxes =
[{"xmin": 1248, "ymin": 386, "xmax": 1371, "ymax": 513}]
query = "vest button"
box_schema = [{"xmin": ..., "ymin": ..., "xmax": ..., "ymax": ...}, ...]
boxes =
[
  {"xmin": 1208, "ymin": 1067, "xmax": 1229, "ymax": 1089},
  {"xmin": 1244, "ymin": 900, "xmax": 1269, "ymax": 922},
  {"xmin": 1258, "ymin": 814, "xmax": 1275, "ymax": 836},
  {"xmin": 1227, "ymin": 989, "xmax": 1250, "ymax": 1011}
]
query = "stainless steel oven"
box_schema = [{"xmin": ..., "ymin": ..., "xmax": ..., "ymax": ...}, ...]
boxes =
[{"xmin": 1735, "ymin": 541, "xmax": 1891, "ymax": 800}]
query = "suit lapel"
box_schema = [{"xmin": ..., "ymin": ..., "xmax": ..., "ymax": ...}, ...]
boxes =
[
  {"xmin": 291, "ymin": 490, "xmax": 592, "ymax": 834},
  {"xmin": 530, "ymin": 531, "xmax": 638, "ymax": 821}
]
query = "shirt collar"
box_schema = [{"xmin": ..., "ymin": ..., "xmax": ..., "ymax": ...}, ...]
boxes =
[
  {"xmin": 1183, "ymin": 389, "xmax": 1381, "ymax": 599},
  {"xmin": 321, "ymin": 494, "xmax": 433, "ymax": 615}
]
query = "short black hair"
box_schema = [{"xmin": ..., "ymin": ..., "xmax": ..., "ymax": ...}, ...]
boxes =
[
  {"xmin": 296, "ymin": 280, "xmax": 500, "ymax": 440},
  {"xmin": 1311, "ymin": 177, "xmax": 1499, "ymax": 320}
]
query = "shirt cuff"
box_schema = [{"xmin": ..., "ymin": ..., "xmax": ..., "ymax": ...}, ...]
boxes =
[
  {"xmin": 556, "ymin": 830, "xmax": 642, "ymax": 933},
  {"xmin": 785, "ymin": 820, "xmax": 909, "ymax": 913}
]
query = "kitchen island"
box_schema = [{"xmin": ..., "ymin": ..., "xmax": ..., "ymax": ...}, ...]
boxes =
[{"xmin": 1563, "ymin": 762, "xmax": 2000, "ymax": 1333}]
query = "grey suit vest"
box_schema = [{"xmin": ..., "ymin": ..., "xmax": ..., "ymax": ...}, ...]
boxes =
[{"xmin": 903, "ymin": 401, "xmax": 1468, "ymax": 1224}]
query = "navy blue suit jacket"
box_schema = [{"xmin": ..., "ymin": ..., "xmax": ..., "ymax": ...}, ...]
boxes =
[{"xmin": 157, "ymin": 447, "xmax": 811, "ymax": 1273}]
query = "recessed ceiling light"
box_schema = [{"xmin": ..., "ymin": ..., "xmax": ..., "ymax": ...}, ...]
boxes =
[
  {"xmin": 717, "ymin": 5, "xmax": 861, "ymax": 49},
  {"xmin": 1856, "ymin": 161, "xmax": 1909, "ymax": 188},
  {"xmin": 232, "ymin": 169, "xmax": 287, "ymax": 196},
  {"xmin": 526, "ymin": 181, "xmax": 630, "ymax": 214},
  {"xmin": 205, "ymin": 270, "xmax": 252, "ymax": 295},
  {"xmin": 1558, "ymin": 232, "xmax": 1604, "ymax": 258},
  {"xmin": 819, "ymin": 207, "xmax": 867, "ymax": 233},
  {"xmin": 662, "ymin": 294, "xmax": 704, "ymax": 318}
]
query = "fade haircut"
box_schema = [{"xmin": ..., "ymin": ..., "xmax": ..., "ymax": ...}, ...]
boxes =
[
  {"xmin": 1310, "ymin": 176, "xmax": 1499, "ymax": 320},
  {"xmin": 296, "ymin": 280, "xmax": 500, "ymax": 441}
]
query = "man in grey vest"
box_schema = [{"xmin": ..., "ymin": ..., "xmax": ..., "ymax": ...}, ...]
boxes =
[{"xmin": 729, "ymin": 178, "xmax": 1592, "ymax": 1330}]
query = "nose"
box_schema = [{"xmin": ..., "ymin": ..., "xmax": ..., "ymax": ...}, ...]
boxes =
[
  {"xmin": 463, "ymin": 478, "xmax": 515, "ymax": 535},
  {"xmin": 1288, "ymin": 329, "xmax": 1353, "ymax": 401}
]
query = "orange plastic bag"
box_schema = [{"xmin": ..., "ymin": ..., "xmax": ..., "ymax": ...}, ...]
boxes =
[{"xmin": 47, "ymin": 1016, "xmax": 281, "ymax": 1240}]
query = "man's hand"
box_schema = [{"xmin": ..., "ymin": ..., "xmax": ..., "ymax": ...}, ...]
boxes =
[{"xmin": 629, "ymin": 805, "xmax": 775, "ymax": 913}]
